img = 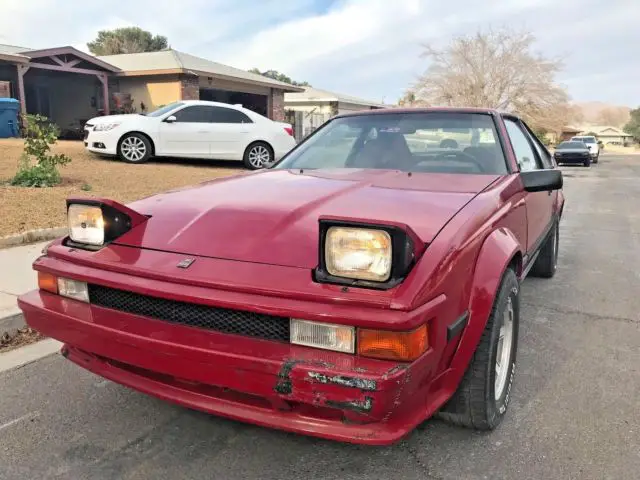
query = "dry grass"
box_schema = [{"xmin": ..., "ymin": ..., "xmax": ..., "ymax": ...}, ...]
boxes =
[
  {"xmin": 0, "ymin": 327, "xmax": 46, "ymax": 353},
  {"xmin": 0, "ymin": 139, "xmax": 242, "ymax": 236}
]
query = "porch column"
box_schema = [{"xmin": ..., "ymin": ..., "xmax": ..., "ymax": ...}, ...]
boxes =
[
  {"xmin": 97, "ymin": 74, "xmax": 109, "ymax": 115},
  {"xmin": 16, "ymin": 64, "xmax": 29, "ymax": 117}
]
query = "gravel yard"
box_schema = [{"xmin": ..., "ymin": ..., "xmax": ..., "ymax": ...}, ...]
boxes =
[{"xmin": 0, "ymin": 139, "xmax": 242, "ymax": 237}]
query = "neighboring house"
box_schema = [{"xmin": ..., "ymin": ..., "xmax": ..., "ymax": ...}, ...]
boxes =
[
  {"xmin": 554, "ymin": 126, "xmax": 582, "ymax": 143},
  {"xmin": 577, "ymin": 125, "xmax": 635, "ymax": 145},
  {"xmin": 284, "ymin": 87, "xmax": 384, "ymax": 140},
  {"xmin": 0, "ymin": 44, "xmax": 302, "ymax": 137}
]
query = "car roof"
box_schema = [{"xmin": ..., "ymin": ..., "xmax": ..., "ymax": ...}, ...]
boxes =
[
  {"xmin": 334, "ymin": 106, "xmax": 517, "ymax": 119},
  {"xmin": 179, "ymin": 100, "xmax": 245, "ymax": 110}
]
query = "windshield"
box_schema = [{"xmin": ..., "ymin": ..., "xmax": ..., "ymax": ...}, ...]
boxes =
[
  {"xmin": 275, "ymin": 112, "xmax": 507, "ymax": 174},
  {"xmin": 146, "ymin": 102, "xmax": 185, "ymax": 117},
  {"xmin": 558, "ymin": 142, "xmax": 587, "ymax": 149}
]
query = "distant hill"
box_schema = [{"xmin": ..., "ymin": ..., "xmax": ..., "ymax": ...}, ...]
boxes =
[{"xmin": 573, "ymin": 102, "xmax": 631, "ymax": 128}]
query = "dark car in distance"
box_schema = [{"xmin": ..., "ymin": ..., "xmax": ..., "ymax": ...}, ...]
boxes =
[
  {"xmin": 19, "ymin": 108, "xmax": 564, "ymax": 445},
  {"xmin": 554, "ymin": 141, "xmax": 592, "ymax": 167}
]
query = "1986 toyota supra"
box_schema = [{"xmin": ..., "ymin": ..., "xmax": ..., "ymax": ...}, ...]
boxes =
[{"xmin": 19, "ymin": 108, "xmax": 564, "ymax": 445}]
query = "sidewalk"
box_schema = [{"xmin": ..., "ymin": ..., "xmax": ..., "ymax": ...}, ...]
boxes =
[{"xmin": 0, "ymin": 241, "xmax": 50, "ymax": 329}]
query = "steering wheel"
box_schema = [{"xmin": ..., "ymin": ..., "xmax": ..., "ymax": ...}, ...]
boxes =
[{"xmin": 432, "ymin": 151, "xmax": 485, "ymax": 172}]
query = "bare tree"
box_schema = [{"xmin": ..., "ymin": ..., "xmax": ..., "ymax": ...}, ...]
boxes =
[{"xmin": 408, "ymin": 29, "xmax": 571, "ymax": 131}]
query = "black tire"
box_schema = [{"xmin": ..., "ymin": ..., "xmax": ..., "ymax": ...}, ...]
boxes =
[
  {"xmin": 530, "ymin": 221, "xmax": 559, "ymax": 278},
  {"xmin": 592, "ymin": 155, "xmax": 599, "ymax": 164},
  {"xmin": 118, "ymin": 133, "xmax": 152, "ymax": 163},
  {"xmin": 438, "ymin": 268, "xmax": 520, "ymax": 430},
  {"xmin": 583, "ymin": 157, "xmax": 591, "ymax": 167},
  {"xmin": 243, "ymin": 141, "xmax": 273, "ymax": 170}
]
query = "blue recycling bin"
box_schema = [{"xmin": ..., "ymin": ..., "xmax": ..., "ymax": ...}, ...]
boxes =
[{"xmin": 0, "ymin": 98, "xmax": 20, "ymax": 138}]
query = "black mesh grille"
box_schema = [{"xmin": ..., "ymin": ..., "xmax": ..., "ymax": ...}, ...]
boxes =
[{"xmin": 88, "ymin": 285, "xmax": 290, "ymax": 341}]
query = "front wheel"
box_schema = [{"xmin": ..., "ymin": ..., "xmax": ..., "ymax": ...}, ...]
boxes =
[
  {"xmin": 438, "ymin": 268, "xmax": 520, "ymax": 430},
  {"xmin": 592, "ymin": 155, "xmax": 599, "ymax": 164},
  {"xmin": 118, "ymin": 133, "xmax": 152, "ymax": 163},
  {"xmin": 583, "ymin": 158, "xmax": 591, "ymax": 167},
  {"xmin": 243, "ymin": 142, "xmax": 273, "ymax": 170}
]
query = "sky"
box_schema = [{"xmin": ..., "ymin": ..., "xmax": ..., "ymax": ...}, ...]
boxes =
[{"xmin": 1, "ymin": 0, "xmax": 638, "ymax": 106}]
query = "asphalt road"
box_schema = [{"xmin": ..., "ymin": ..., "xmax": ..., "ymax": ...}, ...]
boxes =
[{"xmin": 1, "ymin": 154, "xmax": 639, "ymax": 480}]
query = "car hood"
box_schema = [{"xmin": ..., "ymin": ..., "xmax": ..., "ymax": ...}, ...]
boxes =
[
  {"xmin": 115, "ymin": 169, "xmax": 499, "ymax": 268},
  {"xmin": 87, "ymin": 114, "xmax": 145, "ymax": 125}
]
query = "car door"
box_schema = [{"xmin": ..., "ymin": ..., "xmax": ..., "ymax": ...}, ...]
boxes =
[
  {"xmin": 504, "ymin": 118, "xmax": 555, "ymax": 255},
  {"xmin": 157, "ymin": 105, "xmax": 215, "ymax": 158},
  {"xmin": 208, "ymin": 107, "xmax": 253, "ymax": 160}
]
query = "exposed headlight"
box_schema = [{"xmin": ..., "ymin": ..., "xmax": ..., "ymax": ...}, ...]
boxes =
[
  {"xmin": 325, "ymin": 227, "xmax": 392, "ymax": 282},
  {"xmin": 58, "ymin": 277, "xmax": 89, "ymax": 302},
  {"xmin": 290, "ymin": 319, "xmax": 355, "ymax": 353},
  {"xmin": 68, "ymin": 204, "xmax": 104, "ymax": 245},
  {"xmin": 93, "ymin": 123, "xmax": 121, "ymax": 131}
]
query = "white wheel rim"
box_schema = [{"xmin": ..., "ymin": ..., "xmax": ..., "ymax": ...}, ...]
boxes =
[
  {"xmin": 121, "ymin": 137, "xmax": 146, "ymax": 161},
  {"xmin": 495, "ymin": 295, "xmax": 514, "ymax": 400},
  {"xmin": 248, "ymin": 145, "xmax": 270, "ymax": 168}
]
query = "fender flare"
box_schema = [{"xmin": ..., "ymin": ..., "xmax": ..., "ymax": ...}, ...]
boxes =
[{"xmin": 447, "ymin": 228, "xmax": 522, "ymax": 378}]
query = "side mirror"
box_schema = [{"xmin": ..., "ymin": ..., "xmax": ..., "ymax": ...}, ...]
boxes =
[
  {"xmin": 164, "ymin": 115, "xmax": 177, "ymax": 123},
  {"xmin": 520, "ymin": 169, "xmax": 563, "ymax": 192}
]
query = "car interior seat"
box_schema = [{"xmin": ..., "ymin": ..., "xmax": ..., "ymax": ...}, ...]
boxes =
[{"xmin": 350, "ymin": 131, "xmax": 414, "ymax": 170}]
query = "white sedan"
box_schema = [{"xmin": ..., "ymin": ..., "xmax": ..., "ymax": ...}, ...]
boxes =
[{"xmin": 84, "ymin": 100, "xmax": 297, "ymax": 169}]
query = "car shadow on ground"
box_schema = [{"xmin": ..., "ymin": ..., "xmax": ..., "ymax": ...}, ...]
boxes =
[{"xmin": 92, "ymin": 154, "xmax": 245, "ymax": 171}]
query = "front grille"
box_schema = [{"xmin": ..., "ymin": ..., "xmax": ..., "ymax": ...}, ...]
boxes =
[{"xmin": 88, "ymin": 285, "xmax": 290, "ymax": 341}]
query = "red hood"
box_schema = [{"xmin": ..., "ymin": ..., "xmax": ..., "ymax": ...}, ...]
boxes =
[{"xmin": 115, "ymin": 169, "xmax": 499, "ymax": 268}]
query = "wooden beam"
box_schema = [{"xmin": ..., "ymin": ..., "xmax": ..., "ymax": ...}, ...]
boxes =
[
  {"xmin": 17, "ymin": 64, "xmax": 29, "ymax": 118},
  {"xmin": 28, "ymin": 61, "xmax": 110, "ymax": 77},
  {"xmin": 51, "ymin": 55, "xmax": 65, "ymax": 66},
  {"xmin": 66, "ymin": 59, "xmax": 82, "ymax": 68},
  {"xmin": 97, "ymin": 74, "xmax": 110, "ymax": 115}
]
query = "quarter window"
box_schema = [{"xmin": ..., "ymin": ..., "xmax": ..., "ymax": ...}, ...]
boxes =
[{"xmin": 504, "ymin": 119, "xmax": 541, "ymax": 172}]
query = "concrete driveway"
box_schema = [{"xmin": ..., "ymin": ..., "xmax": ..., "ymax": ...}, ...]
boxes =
[{"xmin": 1, "ymin": 154, "xmax": 639, "ymax": 480}]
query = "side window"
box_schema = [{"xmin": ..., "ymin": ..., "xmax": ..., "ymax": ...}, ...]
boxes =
[
  {"xmin": 172, "ymin": 106, "xmax": 212, "ymax": 123},
  {"xmin": 210, "ymin": 107, "xmax": 253, "ymax": 124},
  {"xmin": 504, "ymin": 119, "xmax": 541, "ymax": 172},
  {"xmin": 522, "ymin": 121, "xmax": 553, "ymax": 168}
]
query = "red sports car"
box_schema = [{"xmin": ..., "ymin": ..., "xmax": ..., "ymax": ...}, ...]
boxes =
[{"xmin": 19, "ymin": 108, "xmax": 564, "ymax": 445}]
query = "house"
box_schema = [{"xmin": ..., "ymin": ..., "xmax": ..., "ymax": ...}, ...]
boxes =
[
  {"xmin": 578, "ymin": 125, "xmax": 635, "ymax": 145},
  {"xmin": 0, "ymin": 44, "xmax": 303, "ymax": 136},
  {"xmin": 284, "ymin": 87, "xmax": 384, "ymax": 140}
]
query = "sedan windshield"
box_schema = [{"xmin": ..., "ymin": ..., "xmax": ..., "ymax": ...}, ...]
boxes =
[
  {"xmin": 275, "ymin": 112, "xmax": 508, "ymax": 174},
  {"xmin": 557, "ymin": 141, "xmax": 588, "ymax": 149},
  {"xmin": 146, "ymin": 102, "xmax": 185, "ymax": 117}
]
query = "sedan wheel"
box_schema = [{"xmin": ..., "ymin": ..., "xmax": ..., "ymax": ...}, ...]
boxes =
[
  {"xmin": 494, "ymin": 296, "xmax": 515, "ymax": 401},
  {"xmin": 244, "ymin": 142, "xmax": 273, "ymax": 170},
  {"xmin": 118, "ymin": 134, "xmax": 151, "ymax": 163}
]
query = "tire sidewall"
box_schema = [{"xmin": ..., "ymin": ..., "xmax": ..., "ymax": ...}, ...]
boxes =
[
  {"xmin": 485, "ymin": 270, "xmax": 520, "ymax": 426},
  {"xmin": 118, "ymin": 133, "xmax": 151, "ymax": 163}
]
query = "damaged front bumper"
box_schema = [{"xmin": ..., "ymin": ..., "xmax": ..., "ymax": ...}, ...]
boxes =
[{"xmin": 19, "ymin": 289, "xmax": 448, "ymax": 445}]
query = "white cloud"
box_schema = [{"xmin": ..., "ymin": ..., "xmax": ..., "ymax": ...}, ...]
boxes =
[{"xmin": 0, "ymin": 0, "xmax": 638, "ymax": 105}]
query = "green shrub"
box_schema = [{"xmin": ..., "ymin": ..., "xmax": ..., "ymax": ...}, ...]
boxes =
[
  {"xmin": 10, "ymin": 114, "xmax": 71, "ymax": 188},
  {"xmin": 81, "ymin": 183, "xmax": 92, "ymax": 191}
]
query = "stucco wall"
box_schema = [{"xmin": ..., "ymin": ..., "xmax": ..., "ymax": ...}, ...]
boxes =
[{"xmin": 117, "ymin": 75, "xmax": 182, "ymax": 113}]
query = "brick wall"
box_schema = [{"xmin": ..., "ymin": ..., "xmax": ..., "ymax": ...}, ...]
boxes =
[
  {"xmin": 270, "ymin": 89, "xmax": 285, "ymax": 121},
  {"xmin": 180, "ymin": 75, "xmax": 200, "ymax": 101}
]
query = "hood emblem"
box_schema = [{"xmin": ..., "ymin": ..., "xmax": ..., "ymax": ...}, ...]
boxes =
[{"xmin": 177, "ymin": 258, "xmax": 195, "ymax": 269}]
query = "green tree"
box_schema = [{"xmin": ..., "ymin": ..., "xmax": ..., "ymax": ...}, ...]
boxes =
[
  {"xmin": 87, "ymin": 27, "xmax": 168, "ymax": 55},
  {"xmin": 248, "ymin": 68, "xmax": 311, "ymax": 87},
  {"xmin": 623, "ymin": 107, "xmax": 640, "ymax": 141}
]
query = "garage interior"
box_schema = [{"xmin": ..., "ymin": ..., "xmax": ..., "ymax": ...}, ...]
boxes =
[{"xmin": 199, "ymin": 88, "xmax": 268, "ymax": 117}]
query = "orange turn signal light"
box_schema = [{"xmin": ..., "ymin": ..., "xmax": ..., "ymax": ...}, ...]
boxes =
[
  {"xmin": 357, "ymin": 324, "xmax": 428, "ymax": 362},
  {"xmin": 37, "ymin": 271, "xmax": 58, "ymax": 294}
]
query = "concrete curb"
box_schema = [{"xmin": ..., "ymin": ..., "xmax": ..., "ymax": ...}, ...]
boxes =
[
  {"xmin": 0, "ymin": 312, "xmax": 26, "ymax": 339},
  {"xmin": 0, "ymin": 338, "xmax": 62, "ymax": 373},
  {"xmin": 0, "ymin": 227, "xmax": 66, "ymax": 249}
]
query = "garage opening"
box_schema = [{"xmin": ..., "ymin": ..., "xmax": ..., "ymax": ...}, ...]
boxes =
[{"xmin": 199, "ymin": 88, "xmax": 268, "ymax": 117}]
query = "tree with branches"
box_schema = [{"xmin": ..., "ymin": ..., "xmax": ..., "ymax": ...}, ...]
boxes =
[
  {"xmin": 406, "ymin": 29, "xmax": 572, "ymax": 132},
  {"xmin": 88, "ymin": 27, "xmax": 168, "ymax": 55},
  {"xmin": 248, "ymin": 68, "xmax": 311, "ymax": 87}
]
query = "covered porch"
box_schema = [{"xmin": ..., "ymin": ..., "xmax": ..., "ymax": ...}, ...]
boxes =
[{"xmin": 1, "ymin": 47, "xmax": 120, "ymax": 138}]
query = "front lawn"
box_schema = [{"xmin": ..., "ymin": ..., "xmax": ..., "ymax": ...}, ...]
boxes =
[{"xmin": 0, "ymin": 139, "xmax": 242, "ymax": 237}]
